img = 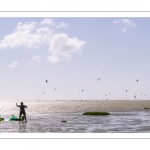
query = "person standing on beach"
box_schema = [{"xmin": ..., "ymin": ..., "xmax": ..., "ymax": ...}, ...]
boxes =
[{"xmin": 16, "ymin": 102, "xmax": 28, "ymax": 122}]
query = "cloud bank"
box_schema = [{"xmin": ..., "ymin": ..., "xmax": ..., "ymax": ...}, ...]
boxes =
[
  {"xmin": 0, "ymin": 21, "xmax": 53, "ymax": 49},
  {"xmin": 0, "ymin": 19, "xmax": 86, "ymax": 64}
]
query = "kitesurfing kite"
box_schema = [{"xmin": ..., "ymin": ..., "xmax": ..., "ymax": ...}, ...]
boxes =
[
  {"xmin": 54, "ymin": 87, "xmax": 56, "ymax": 90},
  {"xmin": 136, "ymin": 79, "xmax": 138, "ymax": 82},
  {"xmin": 46, "ymin": 80, "xmax": 48, "ymax": 83},
  {"xmin": 97, "ymin": 78, "xmax": 101, "ymax": 81},
  {"xmin": 82, "ymin": 89, "xmax": 84, "ymax": 92},
  {"xmin": 126, "ymin": 90, "xmax": 128, "ymax": 92}
]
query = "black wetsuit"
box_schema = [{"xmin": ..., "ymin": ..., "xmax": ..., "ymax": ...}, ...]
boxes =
[{"xmin": 17, "ymin": 104, "xmax": 27, "ymax": 121}]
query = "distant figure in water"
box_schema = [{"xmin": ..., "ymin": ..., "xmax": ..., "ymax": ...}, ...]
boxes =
[{"xmin": 16, "ymin": 102, "xmax": 28, "ymax": 122}]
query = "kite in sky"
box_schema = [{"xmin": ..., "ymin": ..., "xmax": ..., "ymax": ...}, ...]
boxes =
[
  {"xmin": 82, "ymin": 89, "xmax": 84, "ymax": 92},
  {"xmin": 54, "ymin": 87, "xmax": 56, "ymax": 90},
  {"xmin": 126, "ymin": 90, "xmax": 128, "ymax": 92},
  {"xmin": 46, "ymin": 80, "xmax": 48, "ymax": 83},
  {"xmin": 97, "ymin": 78, "xmax": 101, "ymax": 81},
  {"xmin": 136, "ymin": 79, "xmax": 138, "ymax": 82}
]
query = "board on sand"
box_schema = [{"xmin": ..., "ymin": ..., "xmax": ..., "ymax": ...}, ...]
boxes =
[
  {"xmin": 9, "ymin": 115, "xmax": 24, "ymax": 121},
  {"xmin": 0, "ymin": 115, "xmax": 25, "ymax": 122}
]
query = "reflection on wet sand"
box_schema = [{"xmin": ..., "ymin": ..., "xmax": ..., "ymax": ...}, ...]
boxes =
[
  {"xmin": 1, "ymin": 100, "xmax": 150, "ymax": 133},
  {"xmin": 19, "ymin": 122, "xmax": 26, "ymax": 132}
]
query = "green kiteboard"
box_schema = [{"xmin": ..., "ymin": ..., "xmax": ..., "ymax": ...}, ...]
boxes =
[
  {"xmin": 9, "ymin": 114, "xmax": 24, "ymax": 121},
  {"xmin": 0, "ymin": 115, "xmax": 24, "ymax": 122}
]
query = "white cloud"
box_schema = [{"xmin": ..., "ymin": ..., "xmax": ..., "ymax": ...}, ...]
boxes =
[
  {"xmin": 0, "ymin": 21, "xmax": 53, "ymax": 49},
  {"xmin": 0, "ymin": 19, "xmax": 86, "ymax": 64},
  {"xmin": 29, "ymin": 55, "xmax": 41, "ymax": 67},
  {"xmin": 47, "ymin": 55, "xmax": 61, "ymax": 63},
  {"xmin": 47, "ymin": 33, "xmax": 86, "ymax": 63},
  {"xmin": 56, "ymin": 22, "xmax": 68, "ymax": 29},
  {"xmin": 16, "ymin": 22, "xmax": 36, "ymax": 31},
  {"xmin": 8, "ymin": 61, "xmax": 19, "ymax": 69},
  {"xmin": 40, "ymin": 19, "xmax": 55, "ymax": 26},
  {"xmin": 49, "ymin": 33, "xmax": 86, "ymax": 55},
  {"xmin": 113, "ymin": 19, "xmax": 136, "ymax": 33}
]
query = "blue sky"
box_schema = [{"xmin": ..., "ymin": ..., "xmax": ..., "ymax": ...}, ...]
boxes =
[{"xmin": 0, "ymin": 18, "xmax": 150, "ymax": 100}]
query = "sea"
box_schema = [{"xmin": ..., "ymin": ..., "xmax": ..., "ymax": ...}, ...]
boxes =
[{"xmin": 0, "ymin": 100, "xmax": 150, "ymax": 133}]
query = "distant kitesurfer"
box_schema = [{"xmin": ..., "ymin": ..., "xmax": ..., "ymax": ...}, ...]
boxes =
[{"xmin": 16, "ymin": 102, "xmax": 28, "ymax": 122}]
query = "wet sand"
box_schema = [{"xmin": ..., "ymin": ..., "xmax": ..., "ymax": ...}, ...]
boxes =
[
  {"xmin": 1, "ymin": 100, "xmax": 150, "ymax": 115},
  {"xmin": 28, "ymin": 100, "xmax": 150, "ymax": 113},
  {"xmin": 1, "ymin": 100, "xmax": 150, "ymax": 133}
]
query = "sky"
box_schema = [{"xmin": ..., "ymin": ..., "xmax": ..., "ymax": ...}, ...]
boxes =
[{"xmin": 0, "ymin": 17, "xmax": 150, "ymax": 101}]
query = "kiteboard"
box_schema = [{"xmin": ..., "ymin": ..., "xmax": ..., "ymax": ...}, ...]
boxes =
[
  {"xmin": 10, "ymin": 115, "xmax": 24, "ymax": 121},
  {"xmin": 0, "ymin": 115, "xmax": 24, "ymax": 122}
]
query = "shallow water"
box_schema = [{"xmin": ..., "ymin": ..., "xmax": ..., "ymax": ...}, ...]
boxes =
[
  {"xmin": 1, "ymin": 111, "xmax": 150, "ymax": 133},
  {"xmin": 1, "ymin": 101, "xmax": 150, "ymax": 133}
]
